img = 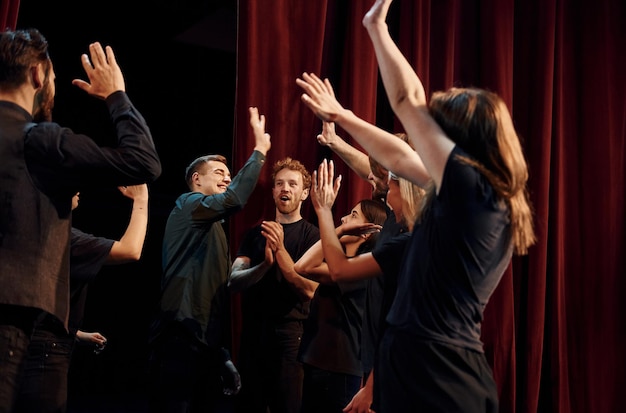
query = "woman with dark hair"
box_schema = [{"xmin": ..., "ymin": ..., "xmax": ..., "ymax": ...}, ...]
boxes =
[
  {"xmin": 289, "ymin": 159, "xmax": 387, "ymax": 413},
  {"xmin": 296, "ymin": 1, "xmax": 535, "ymax": 411}
]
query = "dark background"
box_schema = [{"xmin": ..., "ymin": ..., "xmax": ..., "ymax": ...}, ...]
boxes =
[{"xmin": 16, "ymin": 1, "xmax": 238, "ymax": 410}]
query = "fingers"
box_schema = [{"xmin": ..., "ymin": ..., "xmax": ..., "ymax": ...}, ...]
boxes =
[
  {"xmin": 334, "ymin": 174, "xmax": 342, "ymax": 194},
  {"xmin": 261, "ymin": 221, "xmax": 283, "ymax": 241},
  {"xmin": 324, "ymin": 78, "xmax": 336, "ymax": 98},
  {"xmin": 89, "ymin": 42, "xmax": 106, "ymax": 68},
  {"xmin": 80, "ymin": 52, "xmax": 92, "ymax": 71},
  {"xmin": 249, "ymin": 106, "xmax": 263, "ymax": 127},
  {"xmin": 324, "ymin": 120, "xmax": 335, "ymax": 133},
  {"xmin": 326, "ymin": 159, "xmax": 333, "ymax": 186},
  {"xmin": 71, "ymin": 78, "xmax": 89, "ymax": 93},
  {"xmin": 318, "ymin": 159, "xmax": 327, "ymax": 188},
  {"xmin": 104, "ymin": 45, "xmax": 118, "ymax": 69},
  {"xmin": 312, "ymin": 170, "xmax": 318, "ymax": 192}
]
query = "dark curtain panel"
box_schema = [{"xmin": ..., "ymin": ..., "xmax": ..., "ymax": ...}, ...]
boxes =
[
  {"xmin": 4, "ymin": 0, "xmax": 624, "ymax": 411},
  {"xmin": 233, "ymin": 1, "xmax": 626, "ymax": 412},
  {"xmin": 0, "ymin": 0, "xmax": 20, "ymax": 30}
]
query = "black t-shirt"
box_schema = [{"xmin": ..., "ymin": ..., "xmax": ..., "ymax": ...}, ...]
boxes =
[
  {"xmin": 69, "ymin": 227, "xmax": 114, "ymax": 335},
  {"xmin": 361, "ymin": 210, "xmax": 408, "ymax": 375},
  {"xmin": 387, "ymin": 146, "xmax": 513, "ymax": 352},
  {"xmin": 237, "ymin": 219, "xmax": 320, "ymax": 323}
]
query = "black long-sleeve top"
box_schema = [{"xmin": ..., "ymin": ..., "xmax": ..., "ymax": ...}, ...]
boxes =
[{"xmin": 0, "ymin": 91, "xmax": 161, "ymax": 331}]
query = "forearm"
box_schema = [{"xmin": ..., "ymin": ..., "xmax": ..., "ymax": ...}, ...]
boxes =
[
  {"xmin": 223, "ymin": 150, "xmax": 266, "ymax": 208},
  {"xmin": 228, "ymin": 260, "xmax": 271, "ymax": 292},
  {"xmin": 365, "ymin": 20, "xmax": 427, "ymax": 116},
  {"xmin": 316, "ymin": 208, "xmax": 348, "ymax": 278},
  {"xmin": 106, "ymin": 196, "xmax": 148, "ymax": 263},
  {"xmin": 275, "ymin": 248, "xmax": 319, "ymax": 301},
  {"xmin": 364, "ymin": 14, "xmax": 448, "ymax": 187},
  {"xmin": 326, "ymin": 136, "xmax": 371, "ymax": 180},
  {"xmin": 334, "ymin": 110, "xmax": 429, "ymax": 187},
  {"xmin": 294, "ymin": 239, "xmax": 324, "ymax": 275},
  {"xmin": 107, "ymin": 91, "xmax": 162, "ymax": 181},
  {"xmin": 294, "ymin": 240, "xmax": 334, "ymax": 284}
]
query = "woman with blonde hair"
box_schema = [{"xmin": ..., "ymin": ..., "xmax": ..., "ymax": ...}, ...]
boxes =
[{"xmin": 296, "ymin": 0, "xmax": 535, "ymax": 410}]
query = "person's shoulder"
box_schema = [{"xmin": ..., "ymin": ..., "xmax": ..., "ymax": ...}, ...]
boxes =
[
  {"xmin": 71, "ymin": 227, "xmax": 92, "ymax": 242},
  {"xmin": 25, "ymin": 121, "xmax": 63, "ymax": 139},
  {"xmin": 175, "ymin": 191, "xmax": 201, "ymax": 204},
  {"xmin": 299, "ymin": 219, "xmax": 320, "ymax": 234}
]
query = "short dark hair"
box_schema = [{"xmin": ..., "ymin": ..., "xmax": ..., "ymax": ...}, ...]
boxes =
[
  {"xmin": 184, "ymin": 154, "xmax": 228, "ymax": 190},
  {"xmin": 0, "ymin": 28, "xmax": 50, "ymax": 90}
]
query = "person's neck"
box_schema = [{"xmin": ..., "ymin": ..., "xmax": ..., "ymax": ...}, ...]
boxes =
[
  {"xmin": 0, "ymin": 88, "xmax": 35, "ymax": 115},
  {"xmin": 275, "ymin": 209, "xmax": 303, "ymax": 225},
  {"xmin": 344, "ymin": 239, "xmax": 365, "ymax": 257}
]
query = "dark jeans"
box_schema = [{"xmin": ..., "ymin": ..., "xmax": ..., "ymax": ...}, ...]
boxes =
[
  {"xmin": 300, "ymin": 364, "xmax": 361, "ymax": 413},
  {"xmin": 235, "ymin": 320, "xmax": 304, "ymax": 413},
  {"xmin": 148, "ymin": 330, "xmax": 225, "ymax": 413},
  {"xmin": 15, "ymin": 328, "xmax": 74, "ymax": 413},
  {"xmin": 0, "ymin": 324, "xmax": 30, "ymax": 413}
]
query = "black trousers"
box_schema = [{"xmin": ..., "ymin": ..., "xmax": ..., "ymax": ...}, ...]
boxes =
[
  {"xmin": 376, "ymin": 327, "xmax": 498, "ymax": 413},
  {"xmin": 148, "ymin": 329, "xmax": 225, "ymax": 413}
]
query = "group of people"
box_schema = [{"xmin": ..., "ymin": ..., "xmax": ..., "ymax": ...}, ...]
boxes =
[
  {"xmin": 0, "ymin": 27, "xmax": 161, "ymax": 413},
  {"xmin": 1, "ymin": 1, "xmax": 536, "ymax": 413}
]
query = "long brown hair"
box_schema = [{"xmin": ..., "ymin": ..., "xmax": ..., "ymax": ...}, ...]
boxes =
[
  {"xmin": 429, "ymin": 87, "xmax": 536, "ymax": 254},
  {"xmin": 357, "ymin": 198, "xmax": 388, "ymax": 253}
]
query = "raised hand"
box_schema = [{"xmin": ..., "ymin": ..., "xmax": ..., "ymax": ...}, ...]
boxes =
[
  {"xmin": 72, "ymin": 42, "xmax": 125, "ymax": 100},
  {"xmin": 117, "ymin": 183, "xmax": 149, "ymax": 202},
  {"xmin": 317, "ymin": 121, "xmax": 339, "ymax": 147},
  {"xmin": 296, "ymin": 73, "xmax": 345, "ymax": 123},
  {"xmin": 310, "ymin": 159, "xmax": 342, "ymax": 212},
  {"xmin": 249, "ymin": 106, "xmax": 271, "ymax": 156}
]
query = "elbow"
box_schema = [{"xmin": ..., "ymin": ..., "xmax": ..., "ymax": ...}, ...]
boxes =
[
  {"xmin": 326, "ymin": 259, "xmax": 346, "ymax": 282},
  {"xmin": 127, "ymin": 250, "xmax": 142, "ymax": 262},
  {"xmin": 390, "ymin": 89, "xmax": 422, "ymax": 113},
  {"xmin": 146, "ymin": 161, "xmax": 162, "ymax": 182},
  {"xmin": 134, "ymin": 154, "xmax": 162, "ymax": 182},
  {"xmin": 328, "ymin": 265, "xmax": 339, "ymax": 282},
  {"xmin": 328, "ymin": 267, "xmax": 342, "ymax": 283},
  {"xmin": 301, "ymin": 289, "xmax": 315, "ymax": 302}
]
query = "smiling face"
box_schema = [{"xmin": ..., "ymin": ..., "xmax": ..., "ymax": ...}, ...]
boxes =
[
  {"xmin": 193, "ymin": 160, "xmax": 232, "ymax": 195},
  {"xmin": 272, "ymin": 168, "xmax": 309, "ymax": 217}
]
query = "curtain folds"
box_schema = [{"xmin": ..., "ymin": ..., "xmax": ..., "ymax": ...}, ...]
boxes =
[
  {"xmin": 0, "ymin": 0, "xmax": 20, "ymax": 30},
  {"xmin": 233, "ymin": 1, "xmax": 626, "ymax": 412},
  {"xmin": 3, "ymin": 0, "xmax": 623, "ymax": 411}
]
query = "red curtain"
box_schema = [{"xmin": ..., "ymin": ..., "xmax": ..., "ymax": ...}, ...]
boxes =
[
  {"xmin": 0, "ymin": 0, "xmax": 20, "ymax": 30},
  {"xmin": 3, "ymin": 0, "xmax": 623, "ymax": 411},
  {"xmin": 233, "ymin": 1, "xmax": 626, "ymax": 412}
]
